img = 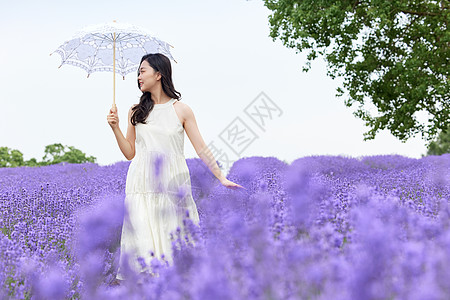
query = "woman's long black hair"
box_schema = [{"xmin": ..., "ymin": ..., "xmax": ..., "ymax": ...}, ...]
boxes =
[{"xmin": 131, "ymin": 53, "xmax": 181, "ymax": 125}]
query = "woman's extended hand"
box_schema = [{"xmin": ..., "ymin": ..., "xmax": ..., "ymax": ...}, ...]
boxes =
[
  {"xmin": 220, "ymin": 178, "xmax": 245, "ymax": 190},
  {"xmin": 107, "ymin": 105, "xmax": 119, "ymax": 129}
]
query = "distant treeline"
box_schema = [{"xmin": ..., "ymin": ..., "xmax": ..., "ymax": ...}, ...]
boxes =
[
  {"xmin": 427, "ymin": 125, "xmax": 450, "ymax": 156},
  {"xmin": 0, "ymin": 143, "xmax": 96, "ymax": 168},
  {"xmin": 1, "ymin": 129, "xmax": 448, "ymax": 168}
]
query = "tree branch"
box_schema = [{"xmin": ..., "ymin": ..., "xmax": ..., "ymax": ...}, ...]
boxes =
[{"xmin": 400, "ymin": 10, "xmax": 441, "ymax": 17}]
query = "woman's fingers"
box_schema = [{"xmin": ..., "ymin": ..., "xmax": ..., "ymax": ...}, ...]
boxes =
[
  {"xmin": 107, "ymin": 105, "xmax": 119, "ymax": 128},
  {"xmin": 107, "ymin": 111, "xmax": 119, "ymax": 127},
  {"xmin": 109, "ymin": 105, "xmax": 118, "ymax": 115}
]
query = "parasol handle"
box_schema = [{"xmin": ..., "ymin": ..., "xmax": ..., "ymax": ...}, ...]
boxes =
[{"xmin": 113, "ymin": 30, "xmax": 116, "ymax": 109}]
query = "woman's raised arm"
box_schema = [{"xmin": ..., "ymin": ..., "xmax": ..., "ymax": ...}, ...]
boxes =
[{"xmin": 107, "ymin": 105, "xmax": 136, "ymax": 160}]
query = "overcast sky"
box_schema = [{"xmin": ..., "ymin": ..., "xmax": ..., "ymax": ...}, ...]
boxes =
[{"xmin": 0, "ymin": 0, "xmax": 428, "ymax": 173}]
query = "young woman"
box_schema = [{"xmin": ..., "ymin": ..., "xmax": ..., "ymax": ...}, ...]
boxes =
[{"xmin": 107, "ymin": 53, "xmax": 243, "ymax": 281}]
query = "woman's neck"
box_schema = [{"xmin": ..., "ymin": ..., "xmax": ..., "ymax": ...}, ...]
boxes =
[{"xmin": 150, "ymin": 87, "xmax": 171, "ymax": 104}]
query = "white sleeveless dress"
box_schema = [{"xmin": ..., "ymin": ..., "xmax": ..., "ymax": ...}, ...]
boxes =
[{"xmin": 116, "ymin": 98, "xmax": 200, "ymax": 280}]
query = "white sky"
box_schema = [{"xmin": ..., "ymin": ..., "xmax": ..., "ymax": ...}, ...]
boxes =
[{"xmin": 0, "ymin": 0, "xmax": 427, "ymax": 171}]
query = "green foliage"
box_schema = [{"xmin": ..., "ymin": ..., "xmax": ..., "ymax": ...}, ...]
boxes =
[
  {"xmin": 42, "ymin": 143, "xmax": 96, "ymax": 165},
  {"xmin": 427, "ymin": 125, "xmax": 450, "ymax": 155},
  {"xmin": 0, "ymin": 147, "xmax": 24, "ymax": 167},
  {"xmin": 0, "ymin": 144, "xmax": 96, "ymax": 168},
  {"xmin": 263, "ymin": 0, "xmax": 449, "ymax": 142},
  {"xmin": 24, "ymin": 158, "xmax": 40, "ymax": 167},
  {"xmin": 42, "ymin": 143, "xmax": 66, "ymax": 164}
]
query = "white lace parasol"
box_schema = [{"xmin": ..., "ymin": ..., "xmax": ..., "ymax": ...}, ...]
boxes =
[
  {"xmin": 53, "ymin": 21, "xmax": 176, "ymax": 78},
  {"xmin": 51, "ymin": 21, "xmax": 176, "ymax": 106}
]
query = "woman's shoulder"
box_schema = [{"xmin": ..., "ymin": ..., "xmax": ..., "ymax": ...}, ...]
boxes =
[
  {"xmin": 174, "ymin": 100, "xmax": 193, "ymax": 112},
  {"xmin": 174, "ymin": 100, "xmax": 194, "ymax": 117},
  {"xmin": 174, "ymin": 100, "xmax": 197, "ymax": 125}
]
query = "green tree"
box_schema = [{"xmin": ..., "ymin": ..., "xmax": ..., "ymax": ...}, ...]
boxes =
[
  {"xmin": 42, "ymin": 143, "xmax": 96, "ymax": 165},
  {"xmin": 0, "ymin": 144, "xmax": 96, "ymax": 167},
  {"xmin": 263, "ymin": 0, "xmax": 449, "ymax": 141},
  {"xmin": 42, "ymin": 143, "xmax": 66, "ymax": 164},
  {"xmin": 0, "ymin": 147, "xmax": 25, "ymax": 167},
  {"xmin": 427, "ymin": 125, "xmax": 450, "ymax": 155},
  {"xmin": 60, "ymin": 146, "xmax": 96, "ymax": 164},
  {"xmin": 24, "ymin": 158, "xmax": 40, "ymax": 167}
]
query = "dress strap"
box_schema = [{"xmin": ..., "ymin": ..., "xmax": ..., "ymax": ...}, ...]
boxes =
[{"xmin": 153, "ymin": 98, "xmax": 176, "ymax": 109}]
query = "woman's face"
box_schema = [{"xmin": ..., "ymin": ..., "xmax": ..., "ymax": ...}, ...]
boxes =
[{"xmin": 138, "ymin": 60, "xmax": 160, "ymax": 92}]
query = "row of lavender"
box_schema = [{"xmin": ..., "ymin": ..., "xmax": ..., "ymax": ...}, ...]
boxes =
[{"xmin": 0, "ymin": 154, "xmax": 449, "ymax": 299}]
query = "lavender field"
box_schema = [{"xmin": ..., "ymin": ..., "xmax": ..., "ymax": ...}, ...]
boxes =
[{"xmin": 0, "ymin": 154, "xmax": 449, "ymax": 299}]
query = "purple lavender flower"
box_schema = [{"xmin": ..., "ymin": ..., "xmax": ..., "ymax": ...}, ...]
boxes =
[{"xmin": 0, "ymin": 155, "xmax": 449, "ymax": 298}]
